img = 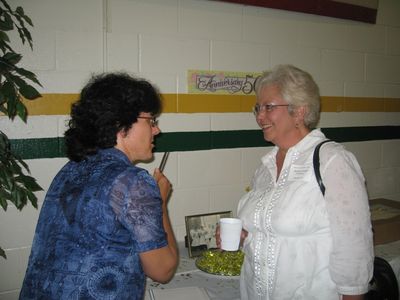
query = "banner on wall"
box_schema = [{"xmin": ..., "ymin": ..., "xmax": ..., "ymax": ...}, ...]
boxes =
[
  {"xmin": 188, "ymin": 70, "xmax": 262, "ymax": 95},
  {"xmin": 210, "ymin": 0, "xmax": 378, "ymax": 24}
]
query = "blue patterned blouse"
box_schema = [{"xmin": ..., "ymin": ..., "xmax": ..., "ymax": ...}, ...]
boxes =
[{"xmin": 19, "ymin": 148, "xmax": 167, "ymax": 300}]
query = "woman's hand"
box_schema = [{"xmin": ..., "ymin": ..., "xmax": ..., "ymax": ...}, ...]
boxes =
[
  {"xmin": 215, "ymin": 225, "xmax": 248, "ymax": 249},
  {"xmin": 142, "ymin": 168, "xmax": 177, "ymax": 283},
  {"xmin": 153, "ymin": 168, "xmax": 171, "ymax": 204}
]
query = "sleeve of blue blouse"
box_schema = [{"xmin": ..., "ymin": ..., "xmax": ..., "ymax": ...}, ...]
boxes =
[
  {"xmin": 321, "ymin": 144, "xmax": 374, "ymax": 295},
  {"xmin": 109, "ymin": 168, "xmax": 168, "ymax": 253}
]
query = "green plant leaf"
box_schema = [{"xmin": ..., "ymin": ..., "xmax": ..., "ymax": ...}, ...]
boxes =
[
  {"xmin": 15, "ymin": 6, "xmax": 33, "ymax": 27},
  {"xmin": 15, "ymin": 67, "xmax": 42, "ymax": 86},
  {"xmin": 13, "ymin": 19, "xmax": 33, "ymax": 49},
  {"xmin": 8, "ymin": 73, "xmax": 28, "ymax": 88},
  {"xmin": 2, "ymin": 52, "xmax": 22, "ymax": 65},
  {"xmin": 11, "ymin": 186, "xmax": 25, "ymax": 209},
  {"xmin": 12, "ymin": 191, "xmax": 21, "ymax": 209},
  {"xmin": 16, "ymin": 175, "xmax": 42, "ymax": 192},
  {"xmin": 0, "ymin": 12, "xmax": 13, "ymax": 31},
  {"xmin": 1, "ymin": 80, "xmax": 16, "ymax": 98},
  {"xmin": 18, "ymin": 83, "xmax": 41, "ymax": 100},
  {"xmin": 0, "ymin": 0, "xmax": 13, "ymax": 12},
  {"xmin": 16, "ymin": 27, "xmax": 26, "ymax": 45},
  {"xmin": 9, "ymin": 157, "xmax": 24, "ymax": 174},
  {"xmin": 0, "ymin": 197, "xmax": 8, "ymax": 211},
  {"xmin": 0, "ymin": 55, "xmax": 15, "ymax": 73},
  {"xmin": 0, "ymin": 247, "xmax": 6, "ymax": 259},
  {"xmin": 15, "ymin": 156, "xmax": 29, "ymax": 172},
  {"xmin": 0, "ymin": 169, "xmax": 10, "ymax": 187},
  {"xmin": 15, "ymin": 6, "xmax": 24, "ymax": 16},
  {"xmin": 0, "ymin": 130, "xmax": 12, "ymax": 149},
  {"xmin": 0, "ymin": 168, "xmax": 14, "ymax": 190},
  {"xmin": 21, "ymin": 27, "xmax": 33, "ymax": 49},
  {"xmin": 26, "ymin": 189, "xmax": 38, "ymax": 209},
  {"xmin": 1, "ymin": 0, "xmax": 42, "ymax": 257},
  {"xmin": 6, "ymin": 102, "xmax": 16, "ymax": 119},
  {"xmin": 1, "ymin": 81, "xmax": 19, "ymax": 119},
  {"xmin": 0, "ymin": 39, "xmax": 13, "ymax": 54},
  {"xmin": 0, "ymin": 186, "xmax": 10, "ymax": 204},
  {"xmin": 16, "ymin": 100, "xmax": 27, "ymax": 122}
]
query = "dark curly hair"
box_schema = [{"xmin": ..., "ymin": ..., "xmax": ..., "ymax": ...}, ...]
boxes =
[{"xmin": 65, "ymin": 72, "xmax": 161, "ymax": 162}]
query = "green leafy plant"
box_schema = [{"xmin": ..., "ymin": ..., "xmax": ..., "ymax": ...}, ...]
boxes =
[{"xmin": 0, "ymin": 0, "xmax": 43, "ymax": 259}]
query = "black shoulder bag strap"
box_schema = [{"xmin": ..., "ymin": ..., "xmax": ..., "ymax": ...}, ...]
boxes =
[
  {"xmin": 313, "ymin": 139, "xmax": 399, "ymax": 299},
  {"xmin": 313, "ymin": 139, "xmax": 331, "ymax": 196}
]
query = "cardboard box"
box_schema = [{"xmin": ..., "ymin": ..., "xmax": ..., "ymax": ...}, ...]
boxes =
[{"xmin": 369, "ymin": 198, "xmax": 400, "ymax": 245}]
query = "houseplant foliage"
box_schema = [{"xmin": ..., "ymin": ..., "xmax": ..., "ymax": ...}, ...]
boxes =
[{"xmin": 0, "ymin": 0, "xmax": 43, "ymax": 258}]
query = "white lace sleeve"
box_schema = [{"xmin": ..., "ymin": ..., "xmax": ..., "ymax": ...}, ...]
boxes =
[{"xmin": 321, "ymin": 144, "xmax": 374, "ymax": 295}]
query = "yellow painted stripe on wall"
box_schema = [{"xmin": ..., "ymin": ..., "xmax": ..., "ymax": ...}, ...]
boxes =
[
  {"xmin": 385, "ymin": 98, "xmax": 400, "ymax": 111},
  {"xmin": 22, "ymin": 94, "xmax": 78, "ymax": 115},
  {"xmin": 22, "ymin": 94, "xmax": 400, "ymax": 115},
  {"xmin": 161, "ymin": 94, "xmax": 178, "ymax": 113},
  {"xmin": 345, "ymin": 97, "xmax": 385, "ymax": 112},
  {"xmin": 321, "ymin": 97, "xmax": 345, "ymax": 112}
]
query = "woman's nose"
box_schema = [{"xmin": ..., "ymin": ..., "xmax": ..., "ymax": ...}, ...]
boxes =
[
  {"xmin": 152, "ymin": 125, "xmax": 161, "ymax": 135},
  {"xmin": 256, "ymin": 111, "xmax": 265, "ymax": 122}
]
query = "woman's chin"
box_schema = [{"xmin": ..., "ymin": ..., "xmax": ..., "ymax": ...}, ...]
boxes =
[{"xmin": 263, "ymin": 132, "xmax": 273, "ymax": 142}]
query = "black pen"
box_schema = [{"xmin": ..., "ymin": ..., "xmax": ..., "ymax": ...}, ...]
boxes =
[{"xmin": 159, "ymin": 152, "xmax": 169, "ymax": 172}]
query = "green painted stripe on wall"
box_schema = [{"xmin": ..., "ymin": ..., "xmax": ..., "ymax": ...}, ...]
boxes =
[
  {"xmin": 156, "ymin": 132, "xmax": 212, "ymax": 152},
  {"xmin": 10, "ymin": 126, "xmax": 400, "ymax": 159},
  {"xmin": 10, "ymin": 138, "xmax": 65, "ymax": 160},
  {"xmin": 322, "ymin": 126, "xmax": 400, "ymax": 142}
]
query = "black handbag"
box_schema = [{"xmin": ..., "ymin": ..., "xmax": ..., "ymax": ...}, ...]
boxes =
[{"xmin": 313, "ymin": 140, "xmax": 399, "ymax": 300}]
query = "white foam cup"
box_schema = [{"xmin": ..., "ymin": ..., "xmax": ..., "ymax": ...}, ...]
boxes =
[{"xmin": 219, "ymin": 218, "xmax": 242, "ymax": 251}]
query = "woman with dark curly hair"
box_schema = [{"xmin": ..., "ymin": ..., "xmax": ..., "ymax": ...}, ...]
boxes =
[{"xmin": 19, "ymin": 73, "xmax": 178, "ymax": 300}]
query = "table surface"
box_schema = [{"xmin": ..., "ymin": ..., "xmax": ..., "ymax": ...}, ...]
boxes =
[
  {"xmin": 145, "ymin": 240, "xmax": 400, "ymax": 300},
  {"xmin": 145, "ymin": 243, "xmax": 240, "ymax": 300}
]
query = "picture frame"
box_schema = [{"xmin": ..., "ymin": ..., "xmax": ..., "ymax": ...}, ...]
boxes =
[{"xmin": 185, "ymin": 210, "xmax": 232, "ymax": 257}]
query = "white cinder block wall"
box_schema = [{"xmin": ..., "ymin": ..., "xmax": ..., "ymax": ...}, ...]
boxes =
[{"xmin": 1, "ymin": 0, "xmax": 400, "ymax": 298}]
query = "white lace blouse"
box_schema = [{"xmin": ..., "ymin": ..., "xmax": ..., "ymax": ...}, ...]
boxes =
[{"xmin": 237, "ymin": 129, "xmax": 374, "ymax": 300}]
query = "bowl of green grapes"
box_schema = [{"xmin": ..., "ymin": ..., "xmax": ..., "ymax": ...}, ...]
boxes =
[{"xmin": 195, "ymin": 249, "xmax": 244, "ymax": 277}]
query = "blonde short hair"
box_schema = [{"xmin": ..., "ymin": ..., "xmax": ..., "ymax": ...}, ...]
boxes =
[{"xmin": 255, "ymin": 64, "xmax": 321, "ymax": 129}]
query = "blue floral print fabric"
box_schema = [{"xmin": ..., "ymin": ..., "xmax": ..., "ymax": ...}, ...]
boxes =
[{"xmin": 19, "ymin": 148, "xmax": 167, "ymax": 300}]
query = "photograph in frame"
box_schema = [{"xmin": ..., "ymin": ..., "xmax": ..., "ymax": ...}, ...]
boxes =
[{"xmin": 185, "ymin": 211, "xmax": 232, "ymax": 257}]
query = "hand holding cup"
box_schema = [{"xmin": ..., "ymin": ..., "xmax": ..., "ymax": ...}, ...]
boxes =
[{"xmin": 219, "ymin": 218, "xmax": 242, "ymax": 251}]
